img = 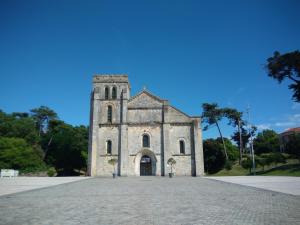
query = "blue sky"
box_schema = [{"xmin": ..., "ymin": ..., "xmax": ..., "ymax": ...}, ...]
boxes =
[{"xmin": 0, "ymin": 0, "xmax": 300, "ymax": 139}]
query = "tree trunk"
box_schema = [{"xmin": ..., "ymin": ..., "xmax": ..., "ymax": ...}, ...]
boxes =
[
  {"xmin": 215, "ymin": 122, "xmax": 228, "ymax": 160},
  {"xmin": 238, "ymin": 120, "xmax": 243, "ymax": 165},
  {"xmin": 43, "ymin": 136, "xmax": 53, "ymax": 160}
]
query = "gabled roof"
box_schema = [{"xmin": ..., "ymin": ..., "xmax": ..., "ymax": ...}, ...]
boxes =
[
  {"xmin": 128, "ymin": 89, "xmax": 200, "ymax": 120},
  {"xmin": 128, "ymin": 90, "xmax": 165, "ymax": 103},
  {"xmin": 169, "ymin": 105, "xmax": 191, "ymax": 118}
]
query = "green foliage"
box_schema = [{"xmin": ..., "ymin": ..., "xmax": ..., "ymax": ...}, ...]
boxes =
[
  {"xmin": 108, "ymin": 158, "xmax": 118, "ymax": 174},
  {"xmin": 0, "ymin": 137, "xmax": 46, "ymax": 172},
  {"xmin": 269, "ymin": 152, "xmax": 286, "ymax": 166},
  {"xmin": 224, "ymin": 160, "xmax": 233, "ymax": 170},
  {"xmin": 253, "ymin": 129, "xmax": 280, "ymax": 154},
  {"xmin": 241, "ymin": 158, "xmax": 252, "ymax": 174},
  {"xmin": 0, "ymin": 110, "xmax": 39, "ymax": 145},
  {"xmin": 203, "ymin": 139, "xmax": 226, "ymax": 174},
  {"xmin": 203, "ymin": 138, "xmax": 238, "ymax": 174},
  {"xmin": 30, "ymin": 106, "xmax": 58, "ymax": 135},
  {"xmin": 167, "ymin": 158, "xmax": 176, "ymax": 166},
  {"xmin": 0, "ymin": 107, "xmax": 88, "ymax": 176},
  {"xmin": 201, "ymin": 103, "xmax": 223, "ymax": 129},
  {"xmin": 47, "ymin": 167, "xmax": 56, "ymax": 177},
  {"xmin": 108, "ymin": 158, "xmax": 118, "ymax": 166},
  {"xmin": 223, "ymin": 138, "xmax": 239, "ymax": 161},
  {"xmin": 202, "ymin": 104, "xmax": 246, "ymax": 162},
  {"xmin": 285, "ymin": 133, "xmax": 300, "ymax": 161},
  {"xmin": 266, "ymin": 50, "xmax": 300, "ymax": 102},
  {"xmin": 231, "ymin": 126, "xmax": 257, "ymax": 150},
  {"xmin": 167, "ymin": 158, "xmax": 176, "ymax": 173},
  {"xmin": 43, "ymin": 121, "xmax": 88, "ymax": 176}
]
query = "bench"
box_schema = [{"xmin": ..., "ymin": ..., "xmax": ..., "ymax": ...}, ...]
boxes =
[{"xmin": 0, "ymin": 169, "xmax": 19, "ymax": 177}]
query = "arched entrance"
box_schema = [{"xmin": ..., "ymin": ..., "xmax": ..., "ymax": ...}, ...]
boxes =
[
  {"xmin": 140, "ymin": 155, "xmax": 152, "ymax": 176},
  {"xmin": 134, "ymin": 149, "xmax": 157, "ymax": 176}
]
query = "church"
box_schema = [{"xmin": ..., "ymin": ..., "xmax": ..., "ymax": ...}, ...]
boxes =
[{"xmin": 88, "ymin": 75, "xmax": 204, "ymax": 176}]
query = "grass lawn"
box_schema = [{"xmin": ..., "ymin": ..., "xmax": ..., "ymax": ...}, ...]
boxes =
[
  {"xmin": 207, "ymin": 159, "xmax": 300, "ymax": 177},
  {"xmin": 258, "ymin": 163, "xmax": 300, "ymax": 176}
]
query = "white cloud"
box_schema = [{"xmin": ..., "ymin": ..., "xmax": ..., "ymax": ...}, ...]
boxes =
[
  {"xmin": 258, "ymin": 114, "xmax": 300, "ymax": 130},
  {"xmin": 256, "ymin": 124, "xmax": 271, "ymax": 130},
  {"xmin": 274, "ymin": 122, "xmax": 295, "ymax": 127}
]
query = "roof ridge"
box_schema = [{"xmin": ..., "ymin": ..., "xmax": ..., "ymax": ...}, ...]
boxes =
[{"xmin": 129, "ymin": 90, "xmax": 164, "ymax": 102}]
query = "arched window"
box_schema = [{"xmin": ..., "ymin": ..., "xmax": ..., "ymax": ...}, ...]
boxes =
[
  {"xmin": 143, "ymin": 134, "xmax": 150, "ymax": 148},
  {"xmin": 107, "ymin": 106, "xmax": 112, "ymax": 123},
  {"xmin": 105, "ymin": 87, "xmax": 109, "ymax": 99},
  {"xmin": 180, "ymin": 140, "xmax": 185, "ymax": 154},
  {"xmin": 112, "ymin": 87, "xmax": 117, "ymax": 99},
  {"xmin": 106, "ymin": 140, "xmax": 112, "ymax": 154}
]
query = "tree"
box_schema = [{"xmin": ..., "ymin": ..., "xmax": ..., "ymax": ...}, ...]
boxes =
[
  {"xmin": 203, "ymin": 138, "xmax": 238, "ymax": 174},
  {"xmin": 30, "ymin": 106, "xmax": 58, "ymax": 136},
  {"xmin": 44, "ymin": 121, "xmax": 88, "ymax": 175},
  {"xmin": 223, "ymin": 108, "xmax": 243, "ymax": 164},
  {"xmin": 167, "ymin": 158, "xmax": 176, "ymax": 175},
  {"xmin": 257, "ymin": 157, "xmax": 267, "ymax": 172},
  {"xmin": 253, "ymin": 130, "xmax": 280, "ymax": 154},
  {"xmin": 270, "ymin": 152, "xmax": 286, "ymax": 167},
  {"xmin": 231, "ymin": 126, "xmax": 257, "ymax": 153},
  {"xmin": 203, "ymin": 139, "xmax": 226, "ymax": 174},
  {"xmin": 241, "ymin": 158, "xmax": 252, "ymax": 174},
  {"xmin": 0, "ymin": 137, "xmax": 46, "ymax": 172},
  {"xmin": 266, "ymin": 50, "xmax": 300, "ymax": 102},
  {"xmin": 0, "ymin": 110, "xmax": 39, "ymax": 145},
  {"xmin": 202, "ymin": 103, "xmax": 228, "ymax": 160},
  {"xmin": 108, "ymin": 158, "xmax": 118, "ymax": 176},
  {"xmin": 285, "ymin": 133, "xmax": 300, "ymax": 161}
]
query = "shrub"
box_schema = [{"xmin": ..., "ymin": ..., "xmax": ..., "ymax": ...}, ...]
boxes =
[
  {"xmin": 47, "ymin": 167, "xmax": 56, "ymax": 177},
  {"xmin": 241, "ymin": 158, "xmax": 252, "ymax": 174},
  {"xmin": 270, "ymin": 152, "xmax": 286, "ymax": 166},
  {"xmin": 224, "ymin": 160, "xmax": 233, "ymax": 170}
]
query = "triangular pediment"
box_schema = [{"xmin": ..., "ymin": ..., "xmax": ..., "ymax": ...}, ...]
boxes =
[
  {"xmin": 164, "ymin": 105, "xmax": 192, "ymax": 122},
  {"xmin": 128, "ymin": 91, "xmax": 163, "ymax": 108}
]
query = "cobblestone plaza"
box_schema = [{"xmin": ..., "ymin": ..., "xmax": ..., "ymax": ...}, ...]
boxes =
[{"xmin": 0, "ymin": 177, "xmax": 300, "ymax": 225}]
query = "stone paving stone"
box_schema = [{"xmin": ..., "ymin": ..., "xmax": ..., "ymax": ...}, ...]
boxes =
[
  {"xmin": 205, "ymin": 176, "xmax": 300, "ymax": 195},
  {"xmin": 0, "ymin": 177, "xmax": 89, "ymax": 196},
  {"xmin": 0, "ymin": 177, "xmax": 299, "ymax": 225}
]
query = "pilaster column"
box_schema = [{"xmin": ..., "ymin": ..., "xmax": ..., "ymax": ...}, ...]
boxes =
[
  {"xmin": 193, "ymin": 119, "xmax": 204, "ymax": 176},
  {"xmin": 88, "ymin": 92, "xmax": 100, "ymax": 176}
]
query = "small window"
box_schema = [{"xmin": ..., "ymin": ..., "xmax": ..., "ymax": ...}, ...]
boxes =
[
  {"xmin": 107, "ymin": 140, "xmax": 112, "ymax": 154},
  {"xmin": 112, "ymin": 87, "xmax": 117, "ymax": 99},
  {"xmin": 107, "ymin": 106, "xmax": 112, "ymax": 123},
  {"xmin": 180, "ymin": 140, "xmax": 185, "ymax": 154},
  {"xmin": 143, "ymin": 134, "xmax": 150, "ymax": 148},
  {"xmin": 105, "ymin": 87, "xmax": 109, "ymax": 99}
]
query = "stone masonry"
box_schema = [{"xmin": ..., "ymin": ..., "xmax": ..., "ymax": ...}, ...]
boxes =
[{"xmin": 88, "ymin": 75, "xmax": 204, "ymax": 176}]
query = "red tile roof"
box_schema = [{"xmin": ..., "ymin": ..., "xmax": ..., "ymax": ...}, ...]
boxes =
[{"xmin": 280, "ymin": 127, "xmax": 300, "ymax": 135}]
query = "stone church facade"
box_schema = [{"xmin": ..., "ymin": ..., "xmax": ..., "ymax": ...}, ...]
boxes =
[{"xmin": 88, "ymin": 75, "xmax": 204, "ymax": 176}]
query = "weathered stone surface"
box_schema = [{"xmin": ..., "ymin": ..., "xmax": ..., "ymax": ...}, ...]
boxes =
[{"xmin": 88, "ymin": 75, "xmax": 204, "ymax": 176}]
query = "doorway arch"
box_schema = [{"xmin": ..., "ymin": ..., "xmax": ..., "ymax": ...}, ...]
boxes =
[
  {"xmin": 140, "ymin": 155, "xmax": 152, "ymax": 176},
  {"xmin": 134, "ymin": 149, "xmax": 157, "ymax": 176}
]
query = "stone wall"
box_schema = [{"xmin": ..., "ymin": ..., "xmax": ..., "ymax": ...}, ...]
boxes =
[{"xmin": 127, "ymin": 125, "xmax": 162, "ymax": 155}]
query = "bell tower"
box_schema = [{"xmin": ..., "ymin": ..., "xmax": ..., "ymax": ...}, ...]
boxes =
[{"xmin": 88, "ymin": 75, "xmax": 130, "ymax": 176}]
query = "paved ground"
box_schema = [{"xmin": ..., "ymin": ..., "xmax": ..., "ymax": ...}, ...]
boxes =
[
  {"xmin": 0, "ymin": 177, "xmax": 89, "ymax": 196},
  {"xmin": 0, "ymin": 177, "xmax": 300, "ymax": 225},
  {"xmin": 205, "ymin": 176, "xmax": 300, "ymax": 195}
]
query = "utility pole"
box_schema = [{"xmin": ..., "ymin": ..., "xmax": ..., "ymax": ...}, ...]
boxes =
[{"xmin": 246, "ymin": 105, "xmax": 256, "ymax": 175}]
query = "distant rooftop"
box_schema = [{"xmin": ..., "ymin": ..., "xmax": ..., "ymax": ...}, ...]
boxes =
[{"xmin": 280, "ymin": 127, "xmax": 300, "ymax": 135}]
